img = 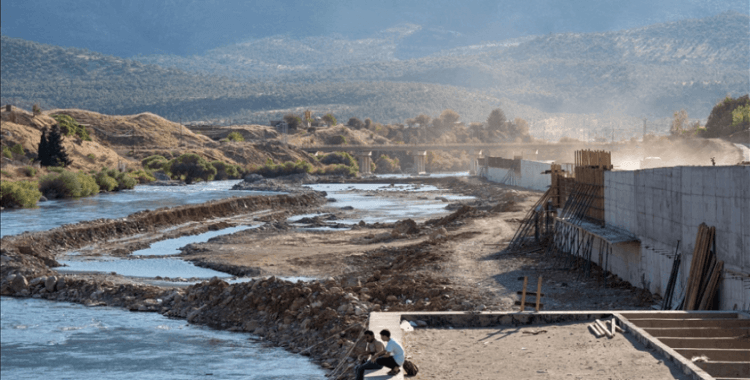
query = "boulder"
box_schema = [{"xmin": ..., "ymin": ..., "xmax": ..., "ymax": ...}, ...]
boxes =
[
  {"xmin": 45, "ymin": 276, "xmax": 57, "ymax": 292},
  {"xmin": 393, "ymin": 219, "xmax": 419, "ymax": 235}
]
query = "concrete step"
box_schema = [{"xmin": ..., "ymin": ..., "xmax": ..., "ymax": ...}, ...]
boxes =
[
  {"xmin": 620, "ymin": 312, "xmax": 740, "ymax": 320},
  {"xmin": 695, "ymin": 361, "xmax": 750, "ymax": 378},
  {"xmin": 629, "ymin": 318, "xmax": 750, "ymax": 329},
  {"xmin": 658, "ymin": 337, "xmax": 750, "ymax": 349},
  {"xmin": 646, "ymin": 327, "xmax": 750, "ymax": 338},
  {"xmin": 675, "ymin": 348, "xmax": 750, "ymax": 362}
]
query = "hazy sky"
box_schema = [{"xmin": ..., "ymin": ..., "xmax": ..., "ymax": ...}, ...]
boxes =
[{"xmin": 1, "ymin": 0, "xmax": 748, "ymax": 56}]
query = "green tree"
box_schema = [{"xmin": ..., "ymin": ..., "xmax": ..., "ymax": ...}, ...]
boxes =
[
  {"xmin": 39, "ymin": 125, "xmax": 71, "ymax": 167},
  {"xmin": 670, "ymin": 109, "xmax": 688, "ymax": 136},
  {"xmin": 486, "ymin": 108, "xmax": 507, "ymax": 133},
  {"xmin": 168, "ymin": 154, "xmax": 217, "ymax": 184},
  {"xmin": 283, "ymin": 114, "xmax": 302, "ymax": 130},
  {"xmin": 347, "ymin": 117, "xmax": 363, "ymax": 129},
  {"xmin": 322, "ymin": 113, "xmax": 337, "ymax": 126}
]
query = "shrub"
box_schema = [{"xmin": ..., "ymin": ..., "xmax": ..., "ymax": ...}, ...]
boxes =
[
  {"xmin": 53, "ymin": 114, "xmax": 91, "ymax": 141},
  {"xmin": 246, "ymin": 159, "xmax": 312, "ymax": 178},
  {"xmin": 211, "ymin": 161, "xmax": 241, "ymax": 180},
  {"xmin": 374, "ymin": 155, "xmax": 400, "ymax": 173},
  {"xmin": 328, "ymin": 135, "xmax": 347, "ymax": 145},
  {"xmin": 32, "ymin": 104, "xmax": 41, "ymax": 116},
  {"xmin": 24, "ymin": 166, "xmax": 37, "ymax": 177},
  {"xmin": 168, "ymin": 154, "xmax": 216, "ymax": 184},
  {"xmin": 227, "ymin": 131, "xmax": 245, "ymax": 142},
  {"xmin": 322, "ymin": 113, "xmax": 337, "ymax": 126},
  {"xmin": 142, "ymin": 155, "xmax": 169, "ymax": 171},
  {"xmin": 128, "ymin": 169, "xmax": 156, "ymax": 184},
  {"xmin": 2, "ymin": 146, "xmax": 12, "ymax": 159},
  {"xmin": 315, "ymin": 164, "xmax": 357, "ymax": 177},
  {"xmin": 94, "ymin": 172, "xmax": 118, "ymax": 192},
  {"xmin": 39, "ymin": 170, "xmax": 99, "ymax": 199},
  {"xmin": 98, "ymin": 167, "xmax": 137, "ymax": 190},
  {"xmin": 11, "ymin": 144, "xmax": 24, "ymax": 156},
  {"xmin": 87, "ymin": 153, "xmax": 97, "ymax": 161},
  {"xmin": 0, "ymin": 180, "xmax": 41, "ymax": 208},
  {"xmin": 319, "ymin": 152, "xmax": 358, "ymax": 169},
  {"xmin": 48, "ymin": 167, "xmax": 64, "ymax": 173},
  {"xmin": 1, "ymin": 170, "xmax": 11, "ymax": 178}
]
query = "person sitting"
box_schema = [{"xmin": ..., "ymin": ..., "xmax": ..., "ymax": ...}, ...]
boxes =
[
  {"xmin": 355, "ymin": 330, "xmax": 385, "ymax": 380},
  {"xmin": 370, "ymin": 329, "xmax": 405, "ymax": 376}
]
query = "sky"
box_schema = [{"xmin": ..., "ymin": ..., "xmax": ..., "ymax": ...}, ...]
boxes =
[{"xmin": 1, "ymin": 0, "xmax": 748, "ymax": 57}]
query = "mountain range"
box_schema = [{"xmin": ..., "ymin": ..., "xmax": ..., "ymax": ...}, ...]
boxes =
[{"xmin": 1, "ymin": 10, "xmax": 748, "ymax": 139}]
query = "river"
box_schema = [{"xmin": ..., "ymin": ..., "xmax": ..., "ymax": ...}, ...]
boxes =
[{"xmin": 1, "ymin": 176, "xmax": 470, "ymax": 378}]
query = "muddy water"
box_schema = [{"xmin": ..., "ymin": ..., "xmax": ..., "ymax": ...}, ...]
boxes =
[
  {"xmin": 0, "ymin": 180, "xmax": 274, "ymax": 238},
  {"xmin": 0, "ymin": 297, "xmax": 326, "ymax": 380}
]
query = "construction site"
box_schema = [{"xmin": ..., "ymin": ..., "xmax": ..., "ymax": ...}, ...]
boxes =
[{"xmin": 361, "ymin": 150, "xmax": 749, "ymax": 380}]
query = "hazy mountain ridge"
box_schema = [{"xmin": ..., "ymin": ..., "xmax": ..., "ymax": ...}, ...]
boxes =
[{"xmin": 1, "ymin": 36, "xmax": 524, "ymax": 125}]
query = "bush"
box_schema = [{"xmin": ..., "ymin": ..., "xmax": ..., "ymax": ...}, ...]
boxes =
[
  {"xmin": 98, "ymin": 167, "xmax": 137, "ymax": 190},
  {"xmin": 1, "ymin": 180, "xmax": 41, "ymax": 208},
  {"xmin": 168, "ymin": 154, "xmax": 216, "ymax": 184},
  {"xmin": 39, "ymin": 170, "xmax": 99, "ymax": 199},
  {"xmin": 315, "ymin": 164, "xmax": 357, "ymax": 177},
  {"xmin": 211, "ymin": 161, "xmax": 241, "ymax": 180},
  {"xmin": 128, "ymin": 169, "xmax": 156, "ymax": 184},
  {"xmin": 246, "ymin": 159, "xmax": 312, "ymax": 178},
  {"xmin": 319, "ymin": 152, "xmax": 358, "ymax": 169},
  {"xmin": 374, "ymin": 155, "xmax": 400, "ymax": 173},
  {"xmin": 94, "ymin": 172, "xmax": 118, "ymax": 192},
  {"xmin": 24, "ymin": 166, "xmax": 37, "ymax": 177},
  {"xmin": 322, "ymin": 113, "xmax": 337, "ymax": 126},
  {"xmin": 48, "ymin": 167, "xmax": 64, "ymax": 173},
  {"xmin": 87, "ymin": 153, "xmax": 97, "ymax": 161},
  {"xmin": 142, "ymin": 155, "xmax": 170, "ymax": 171},
  {"xmin": 227, "ymin": 131, "xmax": 245, "ymax": 142},
  {"xmin": 11, "ymin": 144, "xmax": 24, "ymax": 156},
  {"xmin": 2, "ymin": 146, "xmax": 12, "ymax": 159},
  {"xmin": 53, "ymin": 114, "xmax": 91, "ymax": 141}
]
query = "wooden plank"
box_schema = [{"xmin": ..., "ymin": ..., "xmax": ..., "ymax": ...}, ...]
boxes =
[
  {"xmin": 535, "ymin": 276, "xmax": 543, "ymax": 312},
  {"xmin": 588, "ymin": 323, "xmax": 604, "ymax": 338},
  {"xmin": 520, "ymin": 276, "xmax": 528, "ymax": 312},
  {"xmin": 698, "ymin": 260, "xmax": 724, "ymax": 310},
  {"xmin": 514, "ymin": 301, "xmax": 543, "ymax": 308},
  {"xmin": 595, "ymin": 319, "xmax": 613, "ymax": 339},
  {"xmin": 516, "ymin": 291, "xmax": 545, "ymax": 297}
]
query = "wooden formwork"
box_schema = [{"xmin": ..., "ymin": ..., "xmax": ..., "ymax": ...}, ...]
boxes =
[{"xmin": 550, "ymin": 150, "xmax": 612, "ymax": 224}]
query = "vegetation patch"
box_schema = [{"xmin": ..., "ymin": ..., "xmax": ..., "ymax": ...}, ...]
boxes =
[
  {"xmin": 39, "ymin": 170, "xmax": 99, "ymax": 199},
  {"xmin": 0, "ymin": 180, "xmax": 42, "ymax": 208},
  {"xmin": 226, "ymin": 131, "xmax": 245, "ymax": 142},
  {"xmin": 168, "ymin": 154, "xmax": 217, "ymax": 184},
  {"xmin": 53, "ymin": 114, "xmax": 91, "ymax": 141},
  {"xmin": 211, "ymin": 161, "xmax": 242, "ymax": 180}
]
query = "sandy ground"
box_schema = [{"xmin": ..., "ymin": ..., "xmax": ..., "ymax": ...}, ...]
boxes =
[{"xmin": 403, "ymin": 323, "xmax": 690, "ymax": 380}]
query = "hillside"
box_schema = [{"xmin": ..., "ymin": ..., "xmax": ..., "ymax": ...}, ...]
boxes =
[{"xmin": 0, "ymin": 36, "xmax": 513, "ymax": 125}]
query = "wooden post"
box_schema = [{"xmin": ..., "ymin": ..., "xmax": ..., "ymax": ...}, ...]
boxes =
[
  {"xmin": 535, "ymin": 276, "xmax": 543, "ymax": 312},
  {"xmin": 520, "ymin": 276, "xmax": 528, "ymax": 312}
]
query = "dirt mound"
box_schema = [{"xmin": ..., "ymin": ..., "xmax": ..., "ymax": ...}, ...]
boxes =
[
  {"xmin": 187, "ymin": 124, "xmax": 280, "ymax": 141},
  {"xmin": 47, "ymin": 108, "xmax": 213, "ymax": 148},
  {"xmin": 288, "ymin": 125, "xmax": 374, "ymax": 146},
  {"xmin": 1, "ymin": 120, "xmax": 126, "ymax": 173}
]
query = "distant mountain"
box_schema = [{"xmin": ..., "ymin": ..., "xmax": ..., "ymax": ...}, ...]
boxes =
[
  {"xmin": 2, "ymin": 0, "xmax": 747, "ymax": 58},
  {"xmin": 0, "ymin": 36, "xmax": 523, "ymax": 126}
]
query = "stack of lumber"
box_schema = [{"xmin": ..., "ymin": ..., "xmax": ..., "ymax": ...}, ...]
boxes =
[{"xmin": 683, "ymin": 223, "xmax": 724, "ymax": 310}]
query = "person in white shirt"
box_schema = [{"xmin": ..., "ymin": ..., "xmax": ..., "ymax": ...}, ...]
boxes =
[{"xmin": 369, "ymin": 329, "xmax": 405, "ymax": 376}]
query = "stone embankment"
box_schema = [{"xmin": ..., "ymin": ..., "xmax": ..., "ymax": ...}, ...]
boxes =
[{"xmin": 0, "ymin": 192, "xmax": 326, "ymax": 279}]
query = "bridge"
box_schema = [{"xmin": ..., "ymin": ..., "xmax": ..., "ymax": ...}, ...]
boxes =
[{"xmin": 300, "ymin": 142, "xmax": 612, "ymax": 175}]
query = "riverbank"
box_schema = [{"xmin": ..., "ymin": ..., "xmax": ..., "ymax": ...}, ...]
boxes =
[{"xmin": 0, "ymin": 176, "xmax": 655, "ymax": 379}]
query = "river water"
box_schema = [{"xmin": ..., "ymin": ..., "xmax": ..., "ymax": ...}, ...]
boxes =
[{"xmin": 1, "ymin": 176, "xmax": 470, "ymax": 378}]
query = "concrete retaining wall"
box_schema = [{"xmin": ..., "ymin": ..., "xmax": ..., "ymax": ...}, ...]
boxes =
[
  {"xmin": 485, "ymin": 160, "xmax": 573, "ymax": 191},
  {"xmin": 602, "ymin": 166, "xmax": 750, "ymax": 311}
]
